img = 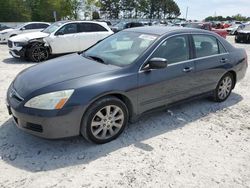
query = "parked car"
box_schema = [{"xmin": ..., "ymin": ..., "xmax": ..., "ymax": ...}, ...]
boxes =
[
  {"xmin": 0, "ymin": 23, "xmax": 11, "ymax": 31},
  {"xmin": 8, "ymin": 21, "xmax": 113, "ymax": 62},
  {"xmin": 111, "ymin": 21, "xmax": 144, "ymax": 32},
  {"xmin": 226, "ymin": 23, "xmax": 242, "ymax": 35},
  {"xmin": 6, "ymin": 27, "xmax": 247, "ymax": 143},
  {"xmin": 0, "ymin": 22, "xmax": 50, "ymax": 43},
  {"xmin": 184, "ymin": 22, "xmax": 227, "ymax": 38},
  {"xmin": 235, "ymin": 24, "xmax": 250, "ymax": 43}
]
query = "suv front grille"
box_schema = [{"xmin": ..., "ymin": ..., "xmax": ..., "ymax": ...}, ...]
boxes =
[{"xmin": 8, "ymin": 40, "xmax": 13, "ymax": 48}]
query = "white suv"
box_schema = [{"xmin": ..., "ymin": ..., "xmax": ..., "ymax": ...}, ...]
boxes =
[
  {"xmin": 0, "ymin": 22, "xmax": 50, "ymax": 43},
  {"xmin": 8, "ymin": 21, "xmax": 114, "ymax": 62}
]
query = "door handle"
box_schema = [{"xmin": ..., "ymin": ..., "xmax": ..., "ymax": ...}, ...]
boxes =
[
  {"xmin": 183, "ymin": 67, "xmax": 194, "ymax": 72},
  {"xmin": 220, "ymin": 58, "xmax": 228, "ymax": 63}
]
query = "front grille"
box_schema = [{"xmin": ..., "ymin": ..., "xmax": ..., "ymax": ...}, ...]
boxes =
[{"xmin": 8, "ymin": 40, "xmax": 13, "ymax": 48}]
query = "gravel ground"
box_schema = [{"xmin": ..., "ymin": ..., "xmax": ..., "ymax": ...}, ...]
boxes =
[{"xmin": 0, "ymin": 36, "xmax": 250, "ymax": 188}]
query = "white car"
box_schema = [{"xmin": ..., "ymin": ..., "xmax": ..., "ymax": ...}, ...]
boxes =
[
  {"xmin": 0, "ymin": 22, "xmax": 50, "ymax": 43},
  {"xmin": 8, "ymin": 21, "xmax": 114, "ymax": 62}
]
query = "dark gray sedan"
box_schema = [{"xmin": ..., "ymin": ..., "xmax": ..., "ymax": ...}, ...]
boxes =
[{"xmin": 6, "ymin": 27, "xmax": 248, "ymax": 144}]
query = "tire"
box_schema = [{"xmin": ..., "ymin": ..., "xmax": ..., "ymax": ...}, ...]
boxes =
[
  {"xmin": 27, "ymin": 43, "xmax": 49, "ymax": 62},
  {"xmin": 213, "ymin": 73, "xmax": 234, "ymax": 102},
  {"xmin": 81, "ymin": 96, "xmax": 129, "ymax": 144}
]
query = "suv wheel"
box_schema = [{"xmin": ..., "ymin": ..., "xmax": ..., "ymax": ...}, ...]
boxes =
[
  {"xmin": 213, "ymin": 73, "xmax": 234, "ymax": 102},
  {"xmin": 27, "ymin": 43, "xmax": 49, "ymax": 62},
  {"xmin": 81, "ymin": 96, "xmax": 129, "ymax": 144}
]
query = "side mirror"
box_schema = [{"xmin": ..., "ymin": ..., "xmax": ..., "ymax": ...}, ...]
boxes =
[
  {"xmin": 20, "ymin": 27, "xmax": 25, "ymax": 31},
  {"xmin": 143, "ymin": 57, "xmax": 168, "ymax": 71}
]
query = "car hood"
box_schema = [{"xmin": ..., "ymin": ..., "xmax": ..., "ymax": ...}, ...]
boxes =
[
  {"xmin": 9, "ymin": 31, "xmax": 49, "ymax": 42},
  {"xmin": 0, "ymin": 28, "xmax": 14, "ymax": 34},
  {"xmin": 13, "ymin": 54, "xmax": 120, "ymax": 98}
]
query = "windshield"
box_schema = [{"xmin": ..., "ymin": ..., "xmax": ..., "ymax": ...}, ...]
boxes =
[
  {"xmin": 84, "ymin": 31, "xmax": 158, "ymax": 67},
  {"xmin": 15, "ymin": 23, "xmax": 26, "ymax": 29},
  {"xmin": 243, "ymin": 25, "xmax": 250, "ymax": 31},
  {"xmin": 43, "ymin": 22, "xmax": 64, "ymax": 34},
  {"xmin": 114, "ymin": 22, "xmax": 126, "ymax": 29}
]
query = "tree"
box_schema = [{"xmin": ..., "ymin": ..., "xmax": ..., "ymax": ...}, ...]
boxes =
[
  {"xmin": 99, "ymin": 0, "xmax": 120, "ymax": 19},
  {"xmin": 0, "ymin": 0, "xmax": 31, "ymax": 21},
  {"xmin": 92, "ymin": 11, "xmax": 100, "ymax": 19}
]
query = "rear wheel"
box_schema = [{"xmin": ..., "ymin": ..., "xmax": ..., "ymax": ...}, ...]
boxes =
[
  {"xmin": 27, "ymin": 43, "xmax": 49, "ymax": 62},
  {"xmin": 81, "ymin": 96, "xmax": 129, "ymax": 144},
  {"xmin": 213, "ymin": 73, "xmax": 234, "ymax": 102}
]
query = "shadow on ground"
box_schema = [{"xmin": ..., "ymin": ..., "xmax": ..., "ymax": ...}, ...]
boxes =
[
  {"xmin": 2, "ymin": 57, "xmax": 34, "ymax": 64},
  {"xmin": 0, "ymin": 93, "xmax": 243, "ymax": 172}
]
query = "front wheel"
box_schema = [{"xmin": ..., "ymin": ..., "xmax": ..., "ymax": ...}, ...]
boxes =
[
  {"xmin": 81, "ymin": 96, "xmax": 129, "ymax": 144},
  {"xmin": 213, "ymin": 73, "xmax": 234, "ymax": 102},
  {"xmin": 27, "ymin": 43, "xmax": 49, "ymax": 62}
]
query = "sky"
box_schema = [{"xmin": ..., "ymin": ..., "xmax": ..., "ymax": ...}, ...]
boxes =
[{"xmin": 174, "ymin": 0, "xmax": 250, "ymax": 20}]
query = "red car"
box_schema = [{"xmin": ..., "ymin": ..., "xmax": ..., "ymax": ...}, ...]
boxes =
[{"xmin": 184, "ymin": 22, "xmax": 227, "ymax": 39}]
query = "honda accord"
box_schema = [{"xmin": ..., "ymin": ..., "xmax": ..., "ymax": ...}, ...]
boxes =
[{"xmin": 6, "ymin": 27, "xmax": 248, "ymax": 144}]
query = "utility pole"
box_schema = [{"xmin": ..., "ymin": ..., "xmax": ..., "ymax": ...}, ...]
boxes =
[{"xmin": 185, "ymin": 6, "xmax": 189, "ymax": 20}]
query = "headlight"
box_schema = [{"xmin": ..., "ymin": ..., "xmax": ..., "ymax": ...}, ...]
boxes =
[
  {"xmin": 24, "ymin": 90, "xmax": 74, "ymax": 110},
  {"xmin": 0, "ymin": 32, "xmax": 7, "ymax": 35},
  {"xmin": 14, "ymin": 42, "xmax": 27, "ymax": 47}
]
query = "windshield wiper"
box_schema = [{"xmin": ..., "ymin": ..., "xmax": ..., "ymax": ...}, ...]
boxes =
[{"xmin": 82, "ymin": 53, "xmax": 108, "ymax": 65}]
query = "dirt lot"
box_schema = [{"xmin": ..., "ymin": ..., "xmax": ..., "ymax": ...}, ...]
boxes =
[{"xmin": 0, "ymin": 36, "xmax": 250, "ymax": 188}]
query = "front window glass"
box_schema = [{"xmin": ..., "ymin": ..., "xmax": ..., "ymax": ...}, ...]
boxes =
[
  {"xmin": 152, "ymin": 35, "xmax": 190, "ymax": 64},
  {"xmin": 84, "ymin": 31, "xmax": 157, "ymax": 67},
  {"xmin": 56, "ymin": 23, "xmax": 77, "ymax": 35}
]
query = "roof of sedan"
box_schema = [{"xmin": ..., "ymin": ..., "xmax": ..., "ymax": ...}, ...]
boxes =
[{"xmin": 126, "ymin": 26, "xmax": 206, "ymax": 36}]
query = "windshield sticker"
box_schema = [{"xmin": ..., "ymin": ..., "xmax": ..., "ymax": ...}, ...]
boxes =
[{"xmin": 139, "ymin": 34, "xmax": 157, "ymax": 41}]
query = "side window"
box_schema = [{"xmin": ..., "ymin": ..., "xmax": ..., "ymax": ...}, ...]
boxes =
[
  {"xmin": 57, "ymin": 23, "xmax": 77, "ymax": 35},
  {"xmin": 193, "ymin": 35, "xmax": 219, "ymax": 58},
  {"xmin": 37, "ymin": 24, "xmax": 49, "ymax": 29},
  {"xmin": 24, "ymin": 24, "xmax": 37, "ymax": 30},
  {"xmin": 218, "ymin": 41, "xmax": 227, "ymax": 53},
  {"xmin": 78, "ymin": 23, "xmax": 108, "ymax": 32},
  {"xmin": 152, "ymin": 35, "xmax": 190, "ymax": 64}
]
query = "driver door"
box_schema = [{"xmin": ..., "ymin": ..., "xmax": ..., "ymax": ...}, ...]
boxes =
[
  {"xmin": 137, "ymin": 34, "xmax": 197, "ymax": 113},
  {"xmin": 50, "ymin": 23, "xmax": 79, "ymax": 54}
]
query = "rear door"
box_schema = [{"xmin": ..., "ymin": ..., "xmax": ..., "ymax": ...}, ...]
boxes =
[
  {"xmin": 77, "ymin": 23, "xmax": 111, "ymax": 51},
  {"xmin": 138, "ymin": 34, "xmax": 197, "ymax": 113},
  {"xmin": 191, "ymin": 34, "xmax": 230, "ymax": 93}
]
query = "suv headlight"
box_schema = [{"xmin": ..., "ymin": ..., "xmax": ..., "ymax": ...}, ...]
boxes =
[
  {"xmin": 24, "ymin": 90, "xmax": 74, "ymax": 110},
  {"xmin": 14, "ymin": 42, "xmax": 27, "ymax": 47},
  {"xmin": 0, "ymin": 32, "xmax": 7, "ymax": 35}
]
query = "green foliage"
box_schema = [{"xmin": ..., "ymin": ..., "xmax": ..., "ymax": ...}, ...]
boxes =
[
  {"xmin": 205, "ymin": 14, "xmax": 250, "ymax": 22},
  {"xmin": 0, "ymin": 0, "xmax": 31, "ymax": 21},
  {"xmin": 92, "ymin": 11, "xmax": 100, "ymax": 19},
  {"xmin": 0, "ymin": 0, "xmax": 181, "ymax": 21},
  {"xmin": 0, "ymin": 0, "xmax": 78, "ymax": 22},
  {"xmin": 99, "ymin": 0, "xmax": 180, "ymax": 19}
]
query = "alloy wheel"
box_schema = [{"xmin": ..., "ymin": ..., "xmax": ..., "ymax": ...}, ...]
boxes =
[
  {"xmin": 32, "ymin": 46, "xmax": 49, "ymax": 62},
  {"xmin": 218, "ymin": 76, "xmax": 233, "ymax": 100},
  {"xmin": 90, "ymin": 105, "xmax": 124, "ymax": 140}
]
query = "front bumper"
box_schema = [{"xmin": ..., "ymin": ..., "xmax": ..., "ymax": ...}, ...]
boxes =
[
  {"xmin": 7, "ymin": 103, "xmax": 85, "ymax": 139},
  {"xmin": 8, "ymin": 41, "xmax": 26, "ymax": 58}
]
